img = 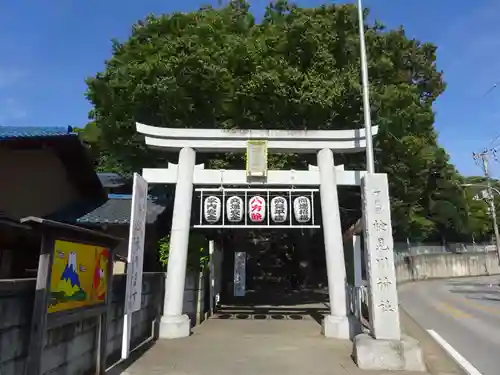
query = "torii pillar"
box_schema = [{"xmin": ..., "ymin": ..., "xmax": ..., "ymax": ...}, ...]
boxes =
[
  {"xmin": 318, "ymin": 148, "xmax": 355, "ymax": 339},
  {"xmin": 160, "ymin": 147, "xmax": 196, "ymax": 338}
]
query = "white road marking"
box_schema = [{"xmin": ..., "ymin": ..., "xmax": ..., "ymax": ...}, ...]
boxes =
[{"xmin": 427, "ymin": 329, "xmax": 482, "ymax": 375}]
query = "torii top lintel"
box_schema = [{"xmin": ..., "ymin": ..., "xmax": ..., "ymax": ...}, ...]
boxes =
[{"xmin": 136, "ymin": 122, "xmax": 378, "ymax": 153}]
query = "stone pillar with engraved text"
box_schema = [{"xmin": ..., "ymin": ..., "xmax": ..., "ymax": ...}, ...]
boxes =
[{"xmin": 361, "ymin": 173, "xmax": 400, "ymax": 341}]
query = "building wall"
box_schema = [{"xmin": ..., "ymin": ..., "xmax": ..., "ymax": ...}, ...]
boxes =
[
  {"xmin": 0, "ymin": 273, "xmax": 164, "ymax": 375},
  {"xmin": 395, "ymin": 252, "xmax": 500, "ymax": 283},
  {"xmin": 0, "ymin": 148, "xmax": 80, "ymax": 219}
]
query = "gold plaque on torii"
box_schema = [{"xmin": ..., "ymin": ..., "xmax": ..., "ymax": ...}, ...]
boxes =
[{"xmin": 246, "ymin": 140, "xmax": 268, "ymax": 178}]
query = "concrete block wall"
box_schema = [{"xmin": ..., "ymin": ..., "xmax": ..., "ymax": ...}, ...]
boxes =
[
  {"xmin": 183, "ymin": 269, "xmax": 208, "ymax": 326},
  {"xmin": 42, "ymin": 317, "xmax": 98, "ymax": 375},
  {"xmin": 0, "ymin": 280, "xmax": 34, "ymax": 375},
  {"xmin": 0, "ymin": 285, "xmax": 99, "ymax": 375},
  {"xmin": 0, "ymin": 273, "xmax": 164, "ymax": 375},
  {"xmin": 106, "ymin": 273, "xmax": 164, "ymax": 364},
  {"xmin": 395, "ymin": 252, "xmax": 500, "ymax": 283}
]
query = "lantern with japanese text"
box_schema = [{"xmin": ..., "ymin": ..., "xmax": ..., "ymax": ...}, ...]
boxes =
[
  {"xmin": 270, "ymin": 196, "xmax": 287, "ymax": 223},
  {"xmin": 293, "ymin": 196, "xmax": 311, "ymax": 223},
  {"xmin": 204, "ymin": 196, "xmax": 221, "ymax": 223},
  {"xmin": 248, "ymin": 195, "xmax": 266, "ymax": 223},
  {"xmin": 226, "ymin": 196, "xmax": 244, "ymax": 222}
]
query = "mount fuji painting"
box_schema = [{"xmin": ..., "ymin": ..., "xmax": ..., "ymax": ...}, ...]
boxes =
[
  {"xmin": 48, "ymin": 240, "xmax": 109, "ymax": 313},
  {"xmin": 49, "ymin": 251, "xmax": 87, "ymax": 306},
  {"xmin": 48, "ymin": 240, "xmax": 94, "ymax": 313}
]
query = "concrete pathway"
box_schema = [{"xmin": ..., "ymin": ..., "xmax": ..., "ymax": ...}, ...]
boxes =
[
  {"xmin": 400, "ymin": 276, "xmax": 500, "ymax": 375},
  {"xmin": 121, "ymin": 317, "xmax": 430, "ymax": 375}
]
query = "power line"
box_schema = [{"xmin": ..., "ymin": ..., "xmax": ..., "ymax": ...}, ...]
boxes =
[
  {"xmin": 484, "ymin": 80, "xmax": 500, "ymax": 96},
  {"xmin": 472, "ymin": 150, "xmax": 500, "ymax": 264},
  {"xmin": 489, "ymin": 134, "xmax": 500, "ymax": 149}
]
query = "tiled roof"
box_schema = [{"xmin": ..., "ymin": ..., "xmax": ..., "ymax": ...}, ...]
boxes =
[
  {"xmin": 50, "ymin": 195, "xmax": 167, "ymax": 225},
  {"xmin": 76, "ymin": 196, "xmax": 167, "ymax": 225},
  {"xmin": 97, "ymin": 173, "xmax": 128, "ymax": 188},
  {"xmin": 0, "ymin": 126, "xmax": 74, "ymax": 140}
]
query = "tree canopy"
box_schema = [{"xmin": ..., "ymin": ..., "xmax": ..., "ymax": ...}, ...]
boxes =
[{"xmin": 83, "ymin": 0, "xmax": 493, "ymax": 243}]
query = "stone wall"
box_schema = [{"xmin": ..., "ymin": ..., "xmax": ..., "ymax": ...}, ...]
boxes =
[
  {"xmin": 395, "ymin": 252, "xmax": 500, "ymax": 283},
  {"xmin": 0, "ymin": 272, "xmax": 164, "ymax": 375},
  {"xmin": 183, "ymin": 269, "xmax": 209, "ymax": 326}
]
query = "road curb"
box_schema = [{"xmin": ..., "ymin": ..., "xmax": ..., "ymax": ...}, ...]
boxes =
[{"xmin": 399, "ymin": 305, "xmax": 468, "ymax": 375}]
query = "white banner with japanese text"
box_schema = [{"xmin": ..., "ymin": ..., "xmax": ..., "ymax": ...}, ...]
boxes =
[{"xmin": 125, "ymin": 173, "xmax": 148, "ymax": 313}]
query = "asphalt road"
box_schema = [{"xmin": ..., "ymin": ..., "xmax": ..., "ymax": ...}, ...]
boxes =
[{"xmin": 399, "ymin": 276, "xmax": 500, "ymax": 375}]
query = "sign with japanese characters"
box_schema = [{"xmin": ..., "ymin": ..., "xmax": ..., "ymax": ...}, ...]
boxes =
[
  {"xmin": 234, "ymin": 251, "xmax": 246, "ymax": 297},
  {"xmin": 246, "ymin": 140, "xmax": 268, "ymax": 178},
  {"xmin": 361, "ymin": 173, "xmax": 400, "ymax": 341},
  {"xmin": 226, "ymin": 196, "xmax": 244, "ymax": 222},
  {"xmin": 293, "ymin": 196, "xmax": 311, "ymax": 223},
  {"xmin": 248, "ymin": 195, "xmax": 266, "ymax": 222},
  {"xmin": 204, "ymin": 196, "xmax": 221, "ymax": 223},
  {"xmin": 270, "ymin": 196, "xmax": 287, "ymax": 223},
  {"xmin": 194, "ymin": 188, "xmax": 319, "ymax": 228},
  {"xmin": 125, "ymin": 173, "xmax": 148, "ymax": 313}
]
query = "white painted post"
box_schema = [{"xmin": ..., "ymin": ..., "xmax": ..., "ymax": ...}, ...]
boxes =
[
  {"xmin": 317, "ymin": 148, "xmax": 352, "ymax": 339},
  {"xmin": 361, "ymin": 173, "xmax": 400, "ymax": 341},
  {"xmin": 160, "ymin": 147, "xmax": 196, "ymax": 339},
  {"xmin": 353, "ymin": 235, "xmax": 363, "ymax": 319},
  {"xmin": 213, "ymin": 243, "xmax": 222, "ymax": 306},
  {"xmin": 196, "ymin": 270, "xmax": 204, "ymax": 325},
  {"xmin": 208, "ymin": 240, "xmax": 215, "ymax": 316},
  {"xmin": 353, "ymin": 235, "xmax": 363, "ymax": 287}
]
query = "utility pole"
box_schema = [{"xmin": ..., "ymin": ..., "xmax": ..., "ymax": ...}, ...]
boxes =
[
  {"xmin": 356, "ymin": 0, "xmax": 375, "ymax": 174},
  {"xmin": 473, "ymin": 150, "xmax": 500, "ymax": 263}
]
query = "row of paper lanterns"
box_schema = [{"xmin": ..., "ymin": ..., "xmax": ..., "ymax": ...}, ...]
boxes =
[{"xmin": 203, "ymin": 195, "xmax": 312, "ymax": 224}]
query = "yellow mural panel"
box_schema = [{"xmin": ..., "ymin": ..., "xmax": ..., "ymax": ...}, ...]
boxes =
[{"xmin": 48, "ymin": 240, "xmax": 109, "ymax": 314}]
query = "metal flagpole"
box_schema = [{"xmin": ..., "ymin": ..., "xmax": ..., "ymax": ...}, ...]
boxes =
[{"xmin": 357, "ymin": 0, "xmax": 375, "ymax": 173}]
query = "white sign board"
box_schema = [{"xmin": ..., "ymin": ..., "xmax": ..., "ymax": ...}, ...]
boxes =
[
  {"xmin": 233, "ymin": 252, "xmax": 246, "ymax": 297},
  {"xmin": 125, "ymin": 173, "xmax": 148, "ymax": 312},
  {"xmin": 122, "ymin": 173, "xmax": 148, "ymax": 359}
]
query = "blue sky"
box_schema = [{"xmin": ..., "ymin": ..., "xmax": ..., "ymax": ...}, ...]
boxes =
[{"xmin": 0, "ymin": 0, "xmax": 499, "ymax": 176}]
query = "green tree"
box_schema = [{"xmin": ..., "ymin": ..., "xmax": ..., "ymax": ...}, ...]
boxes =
[{"xmin": 84, "ymin": 1, "xmax": 477, "ymax": 242}]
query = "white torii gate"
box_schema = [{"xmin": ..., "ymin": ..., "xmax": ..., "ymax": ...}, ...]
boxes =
[{"xmin": 135, "ymin": 122, "xmax": 424, "ymax": 371}]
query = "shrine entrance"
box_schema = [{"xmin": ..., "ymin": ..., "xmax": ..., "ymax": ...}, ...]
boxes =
[
  {"xmin": 215, "ymin": 229, "xmax": 327, "ymax": 301},
  {"xmin": 132, "ymin": 122, "xmax": 403, "ymax": 349},
  {"xmin": 125, "ymin": 120, "xmax": 425, "ymax": 371},
  {"xmin": 193, "ymin": 187, "xmax": 324, "ymax": 308},
  {"xmin": 205, "ymin": 226, "xmax": 331, "ymax": 324}
]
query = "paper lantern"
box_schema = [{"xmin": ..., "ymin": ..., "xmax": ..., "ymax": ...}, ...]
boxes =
[
  {"xmin": 248, "ymin": 195, "xmax": 266, "ymax": 223},
  {"xmin": 226, "ymin": 196, "xmax": 244, "ymax": 222},
  {"xmin": 270, "ymin": 196, "xmax": 287, "ymax": 223},
  {"xmin": 293, "ymin": 196, "xmax": 311, "ymax": 223},
  {"xmin": 204, "ymin": 196, "xmax": 221, "ymax": 223}
]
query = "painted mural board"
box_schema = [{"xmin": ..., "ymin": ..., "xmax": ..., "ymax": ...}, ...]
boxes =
[{"xmin": 48, "ymin": 240, "xmax": 109, "ymax": 314}]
